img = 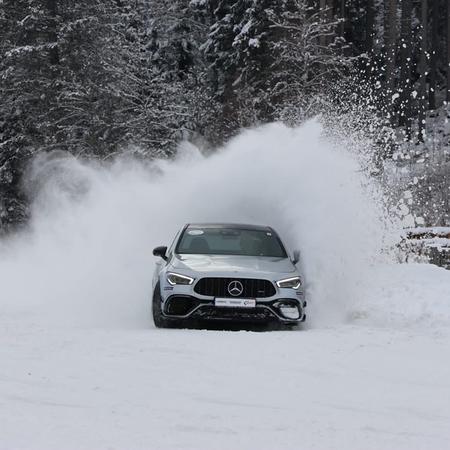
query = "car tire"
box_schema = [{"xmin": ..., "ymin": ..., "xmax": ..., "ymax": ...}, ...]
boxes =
[{"xmin": 152, "ymin": 282, "xmax": 171, "ymax": 328}]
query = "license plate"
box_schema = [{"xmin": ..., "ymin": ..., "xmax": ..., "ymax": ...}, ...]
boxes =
[{"xmin": 215, "ymin": 298, "xmax": 256, "ymax": 308}]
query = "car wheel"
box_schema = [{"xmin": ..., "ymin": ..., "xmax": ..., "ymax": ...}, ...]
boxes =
[{"xmin": 152, "ymin": 282, "xmax": 171, "ymax": 328}]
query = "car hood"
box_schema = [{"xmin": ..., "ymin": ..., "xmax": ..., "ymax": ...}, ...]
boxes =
[{"xmin": 170, "ymin": 254, "xmax": 296, "ymax": 276}]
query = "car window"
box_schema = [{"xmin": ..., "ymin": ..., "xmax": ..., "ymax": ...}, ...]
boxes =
[
  {"xmin": 166, "ymin": 228, "xmax": 183, "ymax": 259},
  {"xmin": 176, "ymin": 228, "xmax": 287, "ymax": 257}
]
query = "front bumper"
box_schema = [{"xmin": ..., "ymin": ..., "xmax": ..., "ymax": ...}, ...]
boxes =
[{"xmin": 162, "ymin": 295, "xmax": 306, "ymax": 324}]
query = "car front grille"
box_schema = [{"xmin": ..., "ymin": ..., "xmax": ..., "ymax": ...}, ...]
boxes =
[
  {"xmin": 192, "ymin": 305, "xmax": 276, "ymax": 321},
  {"xmin": 194, "ymin": 277, "xmax": 276, "ymax": 298}
]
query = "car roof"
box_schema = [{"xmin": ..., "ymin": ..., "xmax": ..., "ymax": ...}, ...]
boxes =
[{"xmin": 186, "ymin": 223, "xmax": 273, "ymax": 232}]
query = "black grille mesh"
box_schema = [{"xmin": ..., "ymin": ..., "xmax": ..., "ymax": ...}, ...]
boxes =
[
  {"xmin": 165, "ymin": 296, "xmax": 199, "ymax": 316},
  {"xmin": 193, "ymin": 306, "xmax": 275, "ymax": 321},
  {"xmin": 194, "ymin": 278, "xmax": 275, "ymax": 298}
]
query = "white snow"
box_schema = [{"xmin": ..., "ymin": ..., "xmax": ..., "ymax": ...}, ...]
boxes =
[
  {"xmin": 248, "ymin": 37, "xmax": 260, "ymax": 48},
  {"xmin": 354, "ymin": 263, "xmax": 450, "ymax": 329},
  {"xmin": 404, "ymin": 227, "xmax": 450, "ymax": 253},
  {"xmin": 1, "ymin": 120, "xmax": 450, "ymax": 450},
  {"xmin": 2, "ymin": 315, "xmax": 450, "ymax": 450},
  {"xmin": 407, "ymin": 227, "xmax": 450, "ymax": 237}
]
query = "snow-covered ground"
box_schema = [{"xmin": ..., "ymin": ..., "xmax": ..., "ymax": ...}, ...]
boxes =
[
  {"xmin": 2, "ymin": 265, "xmax": 450, "ymax": 450},
  {"xmin": 1, "ymin": 121, "xmax": 450, "ymax": 449}
]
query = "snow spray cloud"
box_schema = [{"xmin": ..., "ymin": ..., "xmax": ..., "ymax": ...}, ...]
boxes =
[{"xmin": 0, "ymin": 119, "xmax": 395, "ymax": 328}]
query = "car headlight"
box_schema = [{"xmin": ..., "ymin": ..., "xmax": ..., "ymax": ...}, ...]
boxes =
[
  {"xmin": 167, "ymin": 272, "xmax": 194, "ymax": 286},
  {"xmin": 276, "ymin": 276, "xmax": 301, "ymax": 289}
]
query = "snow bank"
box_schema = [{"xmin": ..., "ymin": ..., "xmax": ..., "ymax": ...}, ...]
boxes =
[
  {"xmin": 0, "ymin": 119, "xmax": 426, "ymax": 330},
  {"xmin": 353, "ymin": 263, "xmax": 450, "ymax": 330}
]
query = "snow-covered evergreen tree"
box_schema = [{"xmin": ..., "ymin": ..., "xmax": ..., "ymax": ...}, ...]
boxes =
[
  {"xmin": 202, "ymin": 0, "xmax": 350, "ymax": 134},
  {"xmin": 0, "ymin": 0, "xmax": 62, "ymax": 225},
  {"xmin": 0, "ymin": 0, "xmax": 213, "ymax": 226},
  {"xmin": 127, "ymin": 0, "xmax": 216, "ymax": 149}
]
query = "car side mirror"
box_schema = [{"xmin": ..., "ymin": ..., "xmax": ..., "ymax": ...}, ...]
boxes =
[
  {"xmin": 292, "ymin": 250, "xmax": 300, "ymax": 265},
  {"xmin": 153, "ymin": 246, "xmax": 168, "ymax": 261}
]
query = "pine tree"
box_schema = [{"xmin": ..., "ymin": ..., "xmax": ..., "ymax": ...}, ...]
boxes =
[
  {"xmin": 203, "ymin": 0, "xmax": 349, "ymax": 135},
  {"xmin": 0, "ymin": 0, "xmax": 62, "ymax": 226},
  {"xmin": 131, "ymin": 0, "xmax": 214, "ymax": 150},
  {"xmin": 0, "ymin": 1, "xmax": 146, "ymax": 224},
  {"xmin": 268, "ymin": 0, "xmax": 349, "ymax": 122}
]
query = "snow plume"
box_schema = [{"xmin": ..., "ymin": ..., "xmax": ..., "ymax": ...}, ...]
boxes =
[{"xmin": 0, "ymin": 119, "xmax": 396, "ymax": 329}]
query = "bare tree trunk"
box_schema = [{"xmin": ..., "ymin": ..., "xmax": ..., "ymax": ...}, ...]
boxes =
[
  {"xmin": 46, "ymin": 0, "xmax": 60, "ymax": 66},
  {"xmin": 384, "ymin": 0, "xmax": 398, "ymax": 122},
  {"xmin": 429, "ymin": 0, "xmax": 438, "ymax": 109},
  {"xmin": 319, "ymin": 0, "xmax": 327, "ymax": 47},
  {"xmin": 418, "ymin": 0, "xmax": 428, "ymax": 142},
  {"xmin": 447, "ymin": 0, "xmax": 450, "ymax": 102},
  {"xmin": 318, "ymin": 0, "xmax": 334, "ymax": 47},
  {"xmin": 366, "ymin": 0, "xmax": 375, "ymax": 52},
  {"xmin": 398, "ymin": 0, "xmax": 412, "ymax": 138},
  {"xmin": 339, "ymin": 0, "xmax": 345, "ymax": 38}
]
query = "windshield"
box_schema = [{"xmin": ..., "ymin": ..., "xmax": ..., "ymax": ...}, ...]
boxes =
[{"xmin": 176, "ymin": 227, "xmax": 287, "ymax": 257}]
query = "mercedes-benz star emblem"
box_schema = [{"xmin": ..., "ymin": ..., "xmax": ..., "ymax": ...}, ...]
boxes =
[{"xmin": 228, "ymin": 280, "xmax": 244, "ymax": 297}]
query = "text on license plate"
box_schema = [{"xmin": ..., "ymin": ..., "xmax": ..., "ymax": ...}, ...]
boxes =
[{"xmin": 215, "ymin": 298, "xmax": 256, "ymax": 308}]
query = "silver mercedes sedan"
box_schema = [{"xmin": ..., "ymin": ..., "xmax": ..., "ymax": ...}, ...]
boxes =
[{"xmin": 152, "ymin": 223, "xmax": 306, "ymax": 328}]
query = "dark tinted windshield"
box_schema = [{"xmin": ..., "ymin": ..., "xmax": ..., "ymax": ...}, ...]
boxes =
[{"xmin": 176, "ymin": 227, "xmax": 287, "ymax": 257}]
